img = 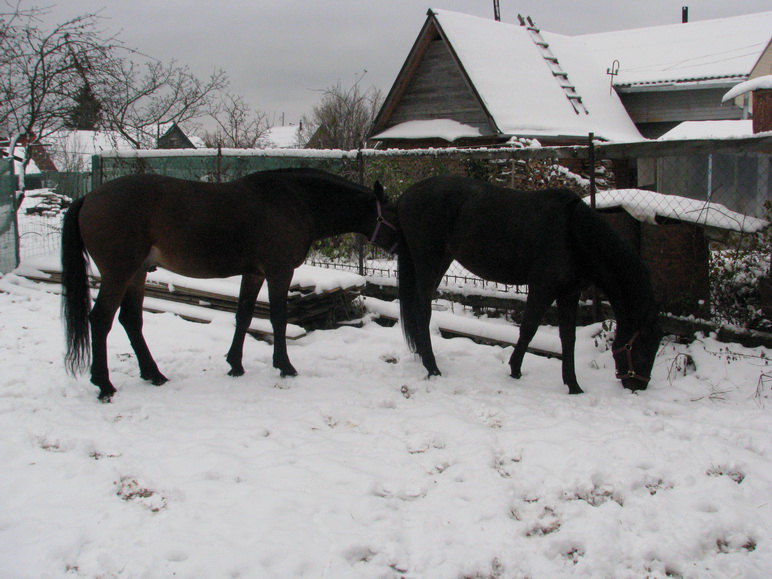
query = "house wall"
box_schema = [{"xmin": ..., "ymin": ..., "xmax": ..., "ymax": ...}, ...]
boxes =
[
  {"xmin": 387, "ymin": 39, "xmax": 494, "ymax": 133},
  {"xmin": 619, "ymin": 87, "xmax": 743, "ymax": 138}
]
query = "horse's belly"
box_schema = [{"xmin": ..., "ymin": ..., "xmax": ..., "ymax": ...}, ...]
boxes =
[{"xmin": 149, "ymin": 246, "xmax": 249, "ymax": 279}]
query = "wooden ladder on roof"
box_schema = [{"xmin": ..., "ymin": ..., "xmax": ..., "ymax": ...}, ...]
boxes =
[{"xmin": 518, "ymin": 15, "xmax": 589, "ymax": 115}]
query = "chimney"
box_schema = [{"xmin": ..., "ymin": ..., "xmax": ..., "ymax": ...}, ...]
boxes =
[
  {"xmin": 753, "ymin": 88, "xmax": 772, "ymax": 134},
  {"xmin": 682, "ymin": 6, "xmax": 688, "ymax": 23}
]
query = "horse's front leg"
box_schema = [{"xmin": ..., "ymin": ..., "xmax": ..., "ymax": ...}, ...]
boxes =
[
  {"xmin": 266, "ymin": 270, "xmax": 297, "ymax": 377},
  {"xmin": 557, "ymin": 292, "xmax": 583, "ymax": 395},
  {"xmin": 509, "ymin": 289, "xmax": 553, "ymax": 381},
  {"xmin": 226, "ymin": 273, "xmax": 265, "ymax": 376}
]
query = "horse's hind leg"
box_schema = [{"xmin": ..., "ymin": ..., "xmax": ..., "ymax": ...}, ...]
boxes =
[
  {"xmin": 266, "ymin": 269, "xmax": 297, "ymax": 377},
  {"xmin": 118, "ymin": 271, "xmax": 168, "ymax": 386},
  {"xmin": 226, "ymin": 273, "xmax": 265, "ymax": 376},
  {"xmin": 509, "ymin": 288, "xmax": 554, "ymax": 380},
  {"xmin": 557, "ymin": 292, "xmax": 583, "ymax": 395},
  {"xmin": 89, "ymin": 277, "xmax": 131, "ymax": 401}
]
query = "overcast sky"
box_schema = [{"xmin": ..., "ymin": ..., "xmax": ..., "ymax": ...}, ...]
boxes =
[{"xmin": 44, "ymin": 0, "xmax": 772, "ymax": 128}]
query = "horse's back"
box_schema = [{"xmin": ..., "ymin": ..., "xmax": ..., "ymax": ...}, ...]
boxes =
[
  {"xmin": 399, "ymin": 176, "xmax": 582, "ymax": 286},
  {"xmin": 78, "ymin": 173, "xmax": 309, "ymax": 279}
]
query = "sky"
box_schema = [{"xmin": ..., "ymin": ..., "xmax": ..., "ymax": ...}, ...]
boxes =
[{"xmin": 41, "ymin": 0, "xmax": 772, "ymax": 129}]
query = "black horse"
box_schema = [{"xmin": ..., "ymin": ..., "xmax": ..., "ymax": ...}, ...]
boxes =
[
  {"xmin": 397, "ymin": 175, "xmax": 661, "ymax": 394},
  {"xmin": 62, "ymin": 168, "xmax": 398, "ymax": 401}
]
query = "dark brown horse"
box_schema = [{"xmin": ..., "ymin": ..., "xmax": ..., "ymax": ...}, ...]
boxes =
[
  {"xmin": 397, "ymin": 175, "xmax": 662, "ymax": 394},
  {"xmin": 61, "ymin": 168, "xmax": 398, "ymax": 401}
]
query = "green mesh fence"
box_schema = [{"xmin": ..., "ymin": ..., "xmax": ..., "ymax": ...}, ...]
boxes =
[
  {"xmin": 0, "ymin": 159, "xmax": 19, "ymax": 274},
  {"xmin": 94, "ymin": 151, "xmax": 362, "ymax": 187}
]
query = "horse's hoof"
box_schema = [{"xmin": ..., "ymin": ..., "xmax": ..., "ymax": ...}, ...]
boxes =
[
  {"xmin": 510, "ymin": 370, "xmax": 522, "ymax": 379},
  {"xmin": 141, "ymin": 372, "xmax": 169, "ymax": 386},
  {"xmin": 227, "ymin": 367, "xmax": 245, "ymax": 377},
  {"xmin": 568, "ymin": 386, "xmax": 584, "ymax": 395},
  {"xmin": 426, "ymin": 368, "xmax": 442, "ymax": 378},
  {"xmin": 98, "ymin": 392, "xmax": 114, "ymax": 403},
  {"xmin": 279, "ymin": 366, "xmax": 298, "ymax": 377}
]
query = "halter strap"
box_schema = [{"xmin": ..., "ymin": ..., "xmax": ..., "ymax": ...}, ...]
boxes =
[
  {"xmin": 369, "ymin": 198, "xmax": 399, "ymax": 253},
  {"xmin": 612, "ymin": 330, "xmax": 650, "ymax": 385}
]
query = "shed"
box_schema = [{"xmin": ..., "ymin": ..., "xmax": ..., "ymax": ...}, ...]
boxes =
[{"xmin": 591, "ymin": 189, "xmax": 768, "ymax": 317}]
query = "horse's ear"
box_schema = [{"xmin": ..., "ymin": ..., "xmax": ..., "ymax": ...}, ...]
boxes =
[{"xmin": 373, "ymin": 181, "xmax": 385, "ymax": 202}]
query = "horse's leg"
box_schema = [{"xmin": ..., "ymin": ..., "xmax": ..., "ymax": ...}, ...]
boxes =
[
  {"xmin": 509, "ymin": 289, "xmax": 554, "ymax": 380},
  {"xmin": 89, "ymin": 277, "xmax": 130, "ymax": 401},
  {"xmin": 557, "ymin": 292, "xmax": 583, "ymax": 395},
  {"xmin": 414, "ymin": 255, "xmax": 452, "ymax": 377},
  {"xmin": 226, "ymin": 273, "xmax": 265, "ymax": 377},
  {"xmin": 266, "ymin": 269, "xmax": 297, "ymax": 377},
  {"xmin": 118, "ymin": 270, "xmax": 168, "ymax": 386}
]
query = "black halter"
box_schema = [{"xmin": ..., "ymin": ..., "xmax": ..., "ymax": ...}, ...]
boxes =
[
  {"xmin": 370, "ymin": 198, "xmax": 399, "ymax": 253},
  {"xmin": 612, "ymin": 330, "xmax": 651, "ymax": 385}
]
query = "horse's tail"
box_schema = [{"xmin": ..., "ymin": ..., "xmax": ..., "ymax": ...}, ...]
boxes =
[
  {"xmin": 397, "ymin": 231, "xmax": 419, "ymax": 353},
  {"xmin": 61, "ymin": 197, "xmax": 91, "ymax": 375}
]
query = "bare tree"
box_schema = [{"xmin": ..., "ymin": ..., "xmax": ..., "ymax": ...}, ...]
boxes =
[
  {"xmin": 98, "ymin": 58, "xmax": 227, "ymax": 149},
  {"xmin": 1, "ymin": 2, "xmax": 228, "ymax": 157},
  {"xmin": 0, "ymin": 5, "xmax": 118, "ymax": 144},
  {"xmin": 204, "ymin": 91, "xmax": 269, "ymax": 148},
  {"xmin": 300, "ymin": 73, "xmax": 382, "ymax": 150}
]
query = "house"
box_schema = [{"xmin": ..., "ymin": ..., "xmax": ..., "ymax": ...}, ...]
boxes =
[
  {"xmin": 370, "ymin": 9, "xmax": 642, "ymax": 148},
  {"xmin": 369, "ymin": 9, "xmax": 772, "ymax": 146},
  {"xmin": 579, "ymin": 11, "xmax": 772, "ymax": 138},
  {"xmin": 157, "ymin": 122, "xmax": 199, "ymax": 149}
]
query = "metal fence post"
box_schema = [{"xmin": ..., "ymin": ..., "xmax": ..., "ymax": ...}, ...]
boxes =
[{"xmin": 356, "ymin": 149, "xmax": 365, "ymax": 276}]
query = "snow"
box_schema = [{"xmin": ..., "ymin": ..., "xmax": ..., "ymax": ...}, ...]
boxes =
[
  {"xmin": 591, "ymin": 189, "xmax": 769, "ymax": 233},
  {"xmin": 263, "ymin": 125, "xmax": 302, "ymax": 148},
  {"xmin": 723, "ymin": 75, "xmax": 772, "ymax": 102},
  {"xmin": 658, "ymin": 120, "xmax": 755, "ymax": 141},
  {"xmin": 427, "ymin": 10, "xmax": 643, "ymax": 143},
  {"xmin": 579, "ymin": 12, "xmax": 772, "ymax": 87},
  {"xmin": 1, "ymin": 261, "xmax": 772, "ymax": 577},
  {"xmin": 44, "ymin": 131, "xmax": 136, "ymax": 172},
  {"xmin": 371, "ymin": 119, "xmax": 482, "ymax": 142}
]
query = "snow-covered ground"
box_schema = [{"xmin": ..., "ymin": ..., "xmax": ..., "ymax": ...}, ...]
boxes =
[{"xmin": 1, "ymin": 266, "xmax": 771, "ymax": 577}]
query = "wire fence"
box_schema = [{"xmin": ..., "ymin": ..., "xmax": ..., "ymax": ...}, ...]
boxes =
[{"xmin": 8, "ymin": 135, "xmax": 772, "ymax": 330}]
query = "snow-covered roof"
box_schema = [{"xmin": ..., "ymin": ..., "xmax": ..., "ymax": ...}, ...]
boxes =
[
  {"xmin": 578, "ymin": 11, "xmax": 772, "ymax": 88},
  {"xmin": 45, "ymin": 130, "xmax": 135, "ymax": 171},
  {"xmin": 372, "ymin": 119, "xmax": 482, "ymax": 142},
  {"xmin": 657, "ymin": 120, "xmax": 754, "ymax": 141},
  {"xmin": 593, "ymin": 189, "xmax": 768, "ymax": 233},
  {"xmin": 722, "ymin": 74, "xmax": 772, "ymax": 102},
  {"xmin": 263, "ymin": 125, "xmax": 301, "ymax": 148},
  {"xmin": 425, "ymin": 10, "xmax": 643, "ymax": 142}
]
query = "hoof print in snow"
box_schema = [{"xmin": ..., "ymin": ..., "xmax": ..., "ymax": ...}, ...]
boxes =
[
  {"xmin": 115, "ymin": 476, "xmax": 167, "ymax": 512},
  {"xmin": 525, "ymin": 506, "xmax": 562, "ymax": 537},
  {"xmin": 706, "ymin": 466, "xmax": 745, "ymax": 484},
  {"xmin": 381, "ymin": 354, "xmax": 399, "ymax": 364},
  {"xmin": 493, "ymin": 452, "xmax": 522, "ymax": 478},
  {"xmin": 716, "ymin": 536, "xmax": 757, "ymax": 554},
  {"xmin": 565, "ymin": 484, "xmax": 624, "ymax": 507}
]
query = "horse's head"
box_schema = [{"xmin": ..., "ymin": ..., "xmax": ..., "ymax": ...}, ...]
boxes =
[
  {"xmin": 368, "ymin": 181, "xmax": 399, "ymax": 253},
  {"xmin": 612, "ymin": 319, "xmax": 662, "ymax": 391}
]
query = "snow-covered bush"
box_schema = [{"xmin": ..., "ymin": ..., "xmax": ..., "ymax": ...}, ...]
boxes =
[{"xmin": 710, "ymin": 205, "xmax": 771, "ymax": 331}]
